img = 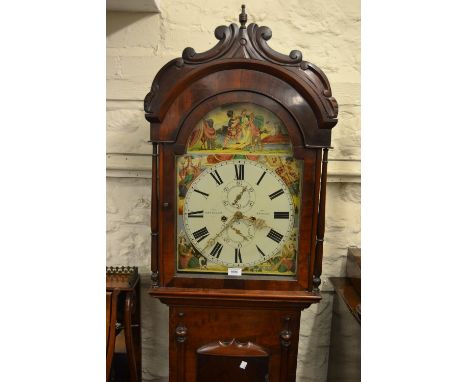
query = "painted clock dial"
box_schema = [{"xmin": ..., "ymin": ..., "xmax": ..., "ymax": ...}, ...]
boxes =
[
  {"xmin": 183, "ymin": 159, "xmax": 294, "ymax": 267},
  {"xmin": 176, "ymin": 102, "xmax": 302, "ymax": 277}
]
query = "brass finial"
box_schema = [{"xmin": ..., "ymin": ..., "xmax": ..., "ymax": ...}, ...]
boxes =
[{"xmin": 239, "ymin": 4, "xmax": 247, "ymax": 29}]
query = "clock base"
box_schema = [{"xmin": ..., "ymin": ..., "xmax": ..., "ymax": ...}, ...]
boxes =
[{"xmin": 151, "ymin": 288, "xmax": 320, "ymax": 382}]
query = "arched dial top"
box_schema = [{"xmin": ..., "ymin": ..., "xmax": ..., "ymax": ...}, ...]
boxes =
[{"xmin": 183, "ymin": 159, "xmax": 294, "ymax": 268}]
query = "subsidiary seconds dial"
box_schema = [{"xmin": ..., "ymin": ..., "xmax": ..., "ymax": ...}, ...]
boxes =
[{"xmin": 183, "ymin": 159, "xmax": 295, "ymax": 267}]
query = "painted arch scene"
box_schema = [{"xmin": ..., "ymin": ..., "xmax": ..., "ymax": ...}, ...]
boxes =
[{"xmin": 187, "ymin": 103, "xmax": 292, "ymax": 154}]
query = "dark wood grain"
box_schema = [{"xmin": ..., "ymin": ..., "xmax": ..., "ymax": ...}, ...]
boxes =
[
  {"xmin": 197, "ymin": 340, "xmax": 269, "ymax": 382},
  {"xmin": 197, "ymin": 339, "xmax": 269, "ymax": 356},
  {"xmin": 151, "ymin": 69, "xmax": 331, "ymax": 149},
  {"xmin": 168, "ymin": 304, "xmax": 302, "ymax": 382},
  {"xmin": 150, "ymin": 287, "xmax": 320, "ymax": 309}
]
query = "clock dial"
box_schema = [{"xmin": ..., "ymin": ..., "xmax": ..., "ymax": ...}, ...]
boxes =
[
  {"xmin": 176, "ymin": 102, "xmax": 302, "ymax": 276},
  {"xmin": 183, "ymin": 159, "xmax": 294, "ymax": 267}
]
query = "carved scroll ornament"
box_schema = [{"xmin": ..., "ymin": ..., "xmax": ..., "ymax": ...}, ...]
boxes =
[{"xmin": 144, "ymin": 5, "xmax": 338, "ymax": 127}]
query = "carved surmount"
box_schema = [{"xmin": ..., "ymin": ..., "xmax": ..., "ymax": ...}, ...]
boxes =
[
  {"xmin": 144, "ymin": 5, "xmax": 338, "ymax": 125},
  {"xmin": 181, "ymin": 23, "xmax": 239, "ymax": 64},
  {"xmin": 247, "ymin": 24, "xmax": 303, "ymax": 65},
  {"xmin": 178, "ymin": 11, "xmax": 330, "ymax": 73}
]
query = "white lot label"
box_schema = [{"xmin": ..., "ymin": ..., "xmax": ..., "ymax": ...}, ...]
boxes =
[
  {"xmin": 240, "ymin": 361, "xmax": 247, "ymax": 369},
  {"xmin": 228, "ymin": 268, "xmax": 242, "ymax": 276}
]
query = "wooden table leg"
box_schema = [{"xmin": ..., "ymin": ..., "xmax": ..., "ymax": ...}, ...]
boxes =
[
  {"xmin": 124, "ymin": 292, "xmax": 138, "ymax": 382},
  {"xmin": 106, "ymin": 290, "xmax": 120, "ymax": 382}
]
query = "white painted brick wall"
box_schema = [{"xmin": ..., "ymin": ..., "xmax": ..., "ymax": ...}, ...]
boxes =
[{"xmin": 107, "ymin": 1, "xmax": 360, "ymax": 380}]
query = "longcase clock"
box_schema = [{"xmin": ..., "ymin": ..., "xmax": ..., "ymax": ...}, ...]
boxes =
[{"xmin": 144, "ymin": 5, "xmax": 338, "ymax": 381}]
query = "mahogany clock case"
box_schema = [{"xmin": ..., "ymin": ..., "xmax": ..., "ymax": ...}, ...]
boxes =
[
  {"xmin": 143, "ymin": 7, "xmax": 338, "ymax": 382},
  {"xmin": 156, "ymin": 93, "xmax": 322, "ymax": 292},
  {"xmin": 144, "ymin": 28, "xmax": 338, "ymax": 295}
]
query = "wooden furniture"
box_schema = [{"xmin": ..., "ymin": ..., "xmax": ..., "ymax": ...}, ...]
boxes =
[
  {"xmin": 144, "ymin": 5, "xmax": 338, "ymax": 381},
  {"xmin": 106, "ymin": 266, "xmax": 142, "ymax": 382},
  {"xmin": 327, "ymin": 248, "xmax": 361, "ymax": 382},
  {"xmin": 106, "ymin": 291, "xmax": 119, "ymax": 380}
]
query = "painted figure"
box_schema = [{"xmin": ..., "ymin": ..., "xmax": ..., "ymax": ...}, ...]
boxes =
[
  {"xmin": 223, "ymin": 112, "xmax": 241, "ymax": 148},
  {"xmin": 177, "ymin": 234, "xmax": 193, "ymax": 269},
  {"xmin": 178, "ymin": 156, "xmax": 201, "ymax": 197},
  {"xmin": 248, "ymin": 112, "xmax": 263, "ymax": 151},
  {"xmin": 178, "ymin": 234, "xmax": 207, "ymax": 269},
  {"xmin": 200, "ymin": 119, "xmax": 216, "ymax": 150},
  {"xmin": 239, "ymin": 109, "xmax": 249, "ymax": 141}
]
